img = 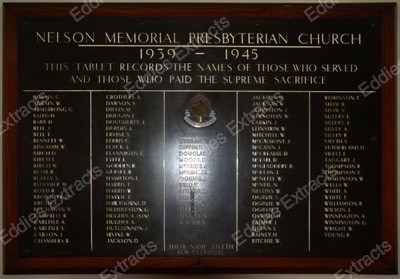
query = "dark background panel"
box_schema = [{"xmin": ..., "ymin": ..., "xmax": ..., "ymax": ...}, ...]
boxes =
[
  {"xmin": 91, "ymin": 91, "xmax": 164, "ymax": 256},
  {"xmin": 18, "ymin": 17, "xmax": 381, "ymax": 92},
  {"xmin": 16, "ymin": 15, "xmax": 383, "ymax": 258},
  {"xmin": 310, "ymin": 92, "xmax": 382, "ymax": 257},
  {"xmin": 18, "ymin": 92, "xmax": 91, "ymax": 256},
  {"xmin": 164, "ymin": 92, "xmax": 237, "ymax": 257},
  {"xmin": 237, "ymin": 92, "xmax": 309, "ymax": 256}
]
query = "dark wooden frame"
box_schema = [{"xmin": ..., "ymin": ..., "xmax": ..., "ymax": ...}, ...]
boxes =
[{"xmin": 3, "ymin": 3, "xmax": 397, "ymax": 274}]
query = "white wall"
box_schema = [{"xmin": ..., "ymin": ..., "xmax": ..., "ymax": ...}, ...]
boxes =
[{"xmin": 0, "ymin": 0, "xmax": 398, "ymax": 278}]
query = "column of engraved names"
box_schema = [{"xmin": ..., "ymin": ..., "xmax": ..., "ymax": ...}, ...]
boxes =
[
  {"xmin": 323, "ymin": 95, "xmax": 367, "ymax": 239},
  {"xmin": 32, "ymin": 94, "xmax": 72, "ymax": 245},
  {"xmin": 104, "ymin": 93, "xmax": 149, "ymax": 244},
  {"xmin": 178, "ymin": 135, "xmax": 208, "ymax": 226},
  {"xmin": 250, "ymin": 94, "xmax": 291, "ymax": 245}
]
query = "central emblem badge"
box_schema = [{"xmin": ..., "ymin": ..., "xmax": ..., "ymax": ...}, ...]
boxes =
[{"xmin": 184, "ymin": 95, "xmax": 216, "ymax": 128}]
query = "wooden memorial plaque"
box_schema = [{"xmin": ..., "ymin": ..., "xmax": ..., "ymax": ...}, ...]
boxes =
[{"xmin": 3, "ymin": 3, "xmax": 397, "ymax": 274}]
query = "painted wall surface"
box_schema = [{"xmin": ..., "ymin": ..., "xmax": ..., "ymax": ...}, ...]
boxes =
[{"xmin": 0, "ymin": 0, "xmax": 398, "ymax": 278}]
